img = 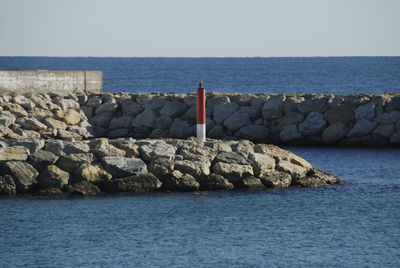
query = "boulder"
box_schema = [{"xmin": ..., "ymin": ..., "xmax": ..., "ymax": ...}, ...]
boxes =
[
  {"xmin": 107, "ymin": 128, "xmax": 130, "ymax": 139},
  {"xmin": 262, "ymin": 95, "xmax": 284, "ymax": 119},
  {"xmin": 14, "ymin": 140, "xmax": 45, "ymax": 154},
  {"xmin": 92, "ymin": 144, "xmax": 126, "ymax": 159},
  {"xmin": 37, "ymin": 165, "xmax": 69, "ymax": 189},
  {"xmin": 163, "ymin": 171, "xmax": 199, "ymax": 191},
  {"xmin": 299, "ymin": 112, "xmax": 326, "ymax": 136},
  {"xmin": 89, "ymin": 112, "xmax": 114, "ymax": 128},
  {"xmin": 0, "ymin": 175, "xmax": 16, "ymax": 195},
  {"xmin": 101, "ymin": 156, "xmax": 148, "ymax": 178},
  {"xmin": 131, "ymin": 109, "xmax": 157, "ymax": 128},
  {"xmin": 3, "ymin": 103, "xmax": 28, "ymax": 117},
  {"xmin": 56, "ymin": 153, "xmax": 96, "ymax": 173},
  {"xmin": 1, "ymin": 161, "xmax": 38, "ymax": 192},
  {"xmin": 279, "ymin": 124, "xmax": 302, "ymax": 142},
  {"xmin": 109, "ymin": 116, "xmax": 132, "ymax": 130},
  {"xmin": 17, "ymin": 117, "xmax": 47, "ymax": 131},
  {"xmin": 148, "ymin": 156, "xmax": 175, "ymax": 178},
  {"xmin": 120, "ymin": 99, "xmax": 142, "ymax": 116},
  {"xmin": 214, "ymin": 151, "xmax": 250, "ymax": 165},
  {"xmin": 212, "ymin": 162, "xmax": 253, "ymax": 184},
  {"xmin": 223, "ymin": 111, "xmax": 251, "ymax": 131},
  {"xmin": 324, "ymin": 104, "xmax": 355, "ymax": 124},
  {"xmin": 27, "ymin": 150, "xmax": 59, "ymax": 172},
  {"xmin": 294, "ymin": 168, "xmax": 342, "ymax": 187},
  {"xmin": 284, "ymin": 96, "xmax": 305, "ymax": 113},
  {"xmin": 386, "ymin": 96, "xmax": 400, "ymax": 112},
  {"xmin": 155, "ymin": 115, "xmax": 174, "ymax": 129},
  {"xmin": 169, "ymin": 119, "xmax": 194, "ymax": 138},
  {"xmin": 375, "ymin": 111, "xmax": 400, "ymax": 125},
  {"xmin": 0, "ymin": 113, "xmax": 16, "ymax": 128},
  {"xmin": 198, "ymin": 174, "xmax": 234, "ymax": 190},
  {"xmin": 73, "ymin": 163, "xmax": 112, "ymax": 183},
  {"xmin": 237, "ymin": 125, "xmax": 269, "ymax": 141},
  {"xmin": 373, "ymin": 125, "xmax": 394, "ymax": 138},
  {"xmin": 54, "ymin": 98, "xmax": 79, "ymax": 110},
  {"xmin": 0, "ymin": 146, "xmax": 30, "ymax": 161},
  {"xmin": 109, "ymin": 139, "xmax": 140, "ymax": 158},
  {"xmin": 208, "ymin": 125, "xmax": 224, "ymax": 139},
  {"xmin": 321, "ymin": 123, "xmax": 349, "ymax": 143},
  {"xmin": 14, "ymin": 95, "xmax": 35, "ymax": 110},
  {"xmin": 276, "ymin": 160, "xmax": 308, "ymax": 179},
  {"xmin": 277, "ymin": 112, "xmax": 304, "ymax": 130},
  {"xmin": 43, "ymin": 118, "xmax": 68, "ymax": 130},
  {"xmin": 249, "ymin": 152, "xmax": 276, "ymax": 177},
  {"xmin": 160, "ymin": 101, "xmax": 188, "ymax": 117},
  {"xmin": 355, "ymin": 102, "xmax": 375, "ymax": 121},
  {"xmin": 259, "ymin": 170, "xmax": 292, "ymax": 188},
  {"xmin": 62, "ymin": 141, "xmax": 90, "ymax": 155},
  {"xmin": 236, "ymin": 99, "xmax": 263, "ymax": 119},
  {"xmin": 174, "ymin": 159, "xmax": 211, "ymax": 177},
  {"xmin": 95, "ymin": 102, "xmax": 118, "ymax": 115},
  {"xmin": 109, "ymin": 173, "xmax": 162, "ymax": 193},
  {"xmin": 63, "ymin": 109, "xmax": 81, "ymax": 125},
  {"xmin": 86, "ymin": 95, "xmax": 103, "ymax": 107},
  {"xmin": 237, "ymin": 176, "xmax": 265, "ymax": 189},
  {"xmin": 64, "ymin": 181, "xmax": 101, "ymax": 196},
  {"xmin": 347, "ymin": 119, "xmax": 377, "ymax": 137},
  {"xmin": 136, "ymin": 140, "xmax": 176, "ymax": 162},
  {"xmin": 390, "ymin": 132, "xmax": 400, "ymax": 144},
  {"xmin": 213, "ymin": 102, "xmax": 239, "ymax": 124}
]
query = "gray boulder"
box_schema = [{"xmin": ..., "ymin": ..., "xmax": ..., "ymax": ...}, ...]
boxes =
[
  {"xmin": 237, "ymin": 125, "xmax": 269, "ymax": 141},
  {"xmin": 89, "ymin": 112, "xmax": 113, "ymax": 128},
  {"xmin": 279, "ymin": 124, "xmax": 302, "ymax": 142},
  {"xmin": 14, "ymin": 140, "xmax": 45, "ymax": 154},
  {"xmin": 17, "ymin": 117, "xmax": 47, "ymax": 131},
  {"xmin": 131, "ymin": 109, "xmax": 157, "ymax": 128},
  {"xmin": 0, "ymin": 113, "xmax": 16, "ymax": 128},
  {"xmin": 324, "ymin": 104, "xmax": 355, "ymax": 124},
  {"xmin": 294, "ymin": 168, "xmax": 342, "ymax": 187},
  {"xmin": 238, "ymin": 176, "xmax": 265, "ymax": 189},
  {"xmin": 347, "ymin": 119, "xmax": 377, "ymax": 137},
  {"xmin": 223, "ymin": 111, "xmax": 251, "ymax": 132},
  {"xmin": 213, "ymin": 102, "xmax": 239, "ymax": 124},
  {"xmin": 375, "ymin": 111, "xmax": 400, "ymax": 125},
  {"xmin": 160, "ymin": 101, "xmax": 188, "ymax": 117},
  {"xmin": 109, "ymin": 116, "xmax": 132, "ymax": 130},
  {"xmin": 373, "ymin": 125, "xmax": 394, "ymax": 138},
  {"xmin": 101, "ymin": 156, "xmax": 148, "ymax": 178},
  {"xmin": 136, "ymin": 140, "xmax": 176, "ymax": 162},
  {"xmin": 212, "ymin": 162, "xmax": 253, "ymax": 184},
  {"xmin": 148, "ymin": 156, "xmax": 174, "ymax": 178},
  {"xmin": 321, "ymin": 123, "xmax": 349, "ymax": 143},
  {"xmin": 120, "ymin": 99, "xmax": 142, "ymax": 116},
  {"xmin": 262, "ymin": 95, "xmax": 284, "ymax": 119},
  {"xmin": 169, "ymin": 119, "xmax": 194, "ymax": 138},
  {"xmin": 355, "ymin": 102, "xmax": 375, "ymax": 121},
  {"xmin": 64, "ymin": 181, "xmax": 101, "ymax": 196},
  {"xmin": 249, "ymin": 152, "xmax": 276, "ymax": 176},
  {"xmin": 95, "ymin": 102, "xmax": 118, "ymax": 115},
  {"xmin": 277, "ymin": 112, "xmax": 304, "ymax": 130},
  {"xmin": 390, "ymin": 132, "xmax": 400, "ymax": 144},
  {"xmin": 299, "ymin": 112, "xmax": 326, "ymax": 136}
]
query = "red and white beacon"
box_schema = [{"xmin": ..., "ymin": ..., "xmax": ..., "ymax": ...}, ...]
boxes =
[{"xmin": 196, "ymin": 82, "xmax": 206, "ymax": 142}]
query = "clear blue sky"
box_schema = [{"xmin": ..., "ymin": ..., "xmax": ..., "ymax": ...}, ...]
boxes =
[{"xmin": 0, "ymin": 0, "xmax": 399, "ymax": 57}]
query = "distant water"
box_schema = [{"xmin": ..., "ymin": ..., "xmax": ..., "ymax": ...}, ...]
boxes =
[
  {"xmin": 1, "ymin": 147, "xmax": 400, "ymax": 267},
  {"xmin": 0, "ymin": 56, "xmax": 399, "ymax": 94}
]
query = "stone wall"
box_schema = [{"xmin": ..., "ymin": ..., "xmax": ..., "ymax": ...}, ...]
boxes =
[
  {"xmin": 0, "ymin": 70, "xmax": 102, "ymax": 94},
  {"xmin": 0, "ymin": 91, "xmax": 400, "ymax": 146}
]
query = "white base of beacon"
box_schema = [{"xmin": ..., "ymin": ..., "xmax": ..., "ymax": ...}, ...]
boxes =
[{"xmin": 197, "ymin": 124, "xmax": 206, "ymax": 142}]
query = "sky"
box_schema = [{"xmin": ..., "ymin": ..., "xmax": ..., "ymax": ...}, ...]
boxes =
[{"xmin": 0, "ymin": 0, "xmax": 399, "ymax": 57}]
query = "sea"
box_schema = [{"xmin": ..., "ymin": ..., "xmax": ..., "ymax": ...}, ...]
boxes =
[{"xmin": 0, "ymin": 57, "xmax": 400, "ymax": 267}]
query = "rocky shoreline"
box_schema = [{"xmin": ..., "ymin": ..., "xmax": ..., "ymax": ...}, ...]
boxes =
[{"xmin": 0, "ymin": 137, "xmax": 342, "ymax": 196}]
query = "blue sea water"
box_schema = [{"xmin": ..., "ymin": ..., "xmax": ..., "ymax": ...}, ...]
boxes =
[
  {"xmin": 0, "ymin": 57, "xmax": 400, "ymax": 267},
  {"xmin": 0, "ymin": 56, "xmax": 399, "ymax": 94}
]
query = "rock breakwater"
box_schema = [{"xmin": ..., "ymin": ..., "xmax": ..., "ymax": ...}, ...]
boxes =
[
  {"xmin": 1, "ymin": 91, "xmax": 399, "ymax": 146},
  {"xmin": 0, "ymin": 137, "xmax": 342, "ymax": 196}
]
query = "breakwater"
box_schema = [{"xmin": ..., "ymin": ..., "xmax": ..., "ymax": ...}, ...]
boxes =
[{"xmin": 1, "ymin": 91, "xmax": 400, "ymax": 146}]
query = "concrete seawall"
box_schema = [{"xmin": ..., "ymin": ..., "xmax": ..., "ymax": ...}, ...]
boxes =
[
  {"xmin": 0, "ymin": 91, "xmax": 399, "ymax": 146},
  {"xmin": 0, "ymin": 70, "xmax": 102, "ymax": 94}
]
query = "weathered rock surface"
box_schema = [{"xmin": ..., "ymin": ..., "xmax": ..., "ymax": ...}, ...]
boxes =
[
  {"xmin": 1, "ymin": 161, "xmax": 38, "ymax": 192},
  {"xmin": 101, "ymin": 156, "xmax": 148, "ymax": 178},
  {"xmin": 37, "ymin": 165, "xmax": 69, "ymax": 189}
]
